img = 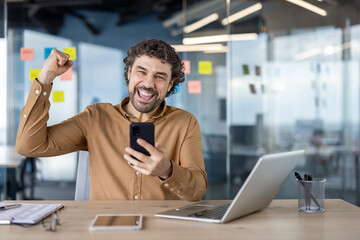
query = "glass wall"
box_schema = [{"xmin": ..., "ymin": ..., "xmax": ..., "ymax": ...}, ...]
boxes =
[{"xmin": 2, "ymin": 0, "xmax": 360, "ymax": 205}]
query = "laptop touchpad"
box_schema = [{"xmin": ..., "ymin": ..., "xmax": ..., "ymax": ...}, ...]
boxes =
[{"xmin": 177, "ymin": 204, "xmax": 213, "ymax": 212}]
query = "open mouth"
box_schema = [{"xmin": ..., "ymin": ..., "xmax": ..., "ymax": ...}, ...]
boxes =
[{"xmin": 136, "ymin": 88, "xmax": 156, "ymax": 102}]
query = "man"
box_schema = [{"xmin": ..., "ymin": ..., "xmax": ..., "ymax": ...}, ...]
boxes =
[{"xmin": 16, "ymin": 39, "xmax": 207, "ymax": 200}]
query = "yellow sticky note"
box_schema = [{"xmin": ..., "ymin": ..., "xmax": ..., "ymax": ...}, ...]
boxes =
[
  {"xmin": 198, "ymin": 61, "xmax": 212, "ymax": 75},
  {"xmin": 63, "ymin": 47, "xmax": 77, "ymax": 60},
  {"xmin": 29, "ymin": 69, "xmax": 41, "ymax": 81},
  {"xmin": 53, "ymin": 91, "xmax": 64, "ymax": 102}
]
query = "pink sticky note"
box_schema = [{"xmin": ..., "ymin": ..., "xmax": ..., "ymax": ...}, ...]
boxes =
[
  {"xmin": 20, "ymin": 48, "xmax": 34, "ymax": 61},
  {"xmin": 60, "ymin": 69, "xmax": 73, "ymax": 81},
  {"xmin": 182, "ymin": 60, "xmax": 191, "ymax": 74},
  {"xmin": 188, "ymin": 81, "xmax": 202, "ymax": 94}
]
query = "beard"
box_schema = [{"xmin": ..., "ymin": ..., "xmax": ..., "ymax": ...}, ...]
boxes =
[{"xmin": 129, "ymin": 86, "xmax": 164, "ymax": 113}]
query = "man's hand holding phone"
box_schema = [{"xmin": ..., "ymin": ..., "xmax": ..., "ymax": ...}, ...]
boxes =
[{"xmin": 124, "ymin": 139, "xmax": 173, "ymax": 180}]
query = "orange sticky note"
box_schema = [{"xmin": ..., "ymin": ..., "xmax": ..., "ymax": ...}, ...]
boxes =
[
  {"xmin": 60, "ymin": 69, "xmax": 73, "ymax": 81},
  {"xmin": 188, "ymin": 81, "xmax": 202, "ymax": 94},
  {"xmin": 63, "ymin": 47, "xmax": 77, "ymax": 60},
  {"xmin": 20, "ymin": 48, "xmax": 34, "ymax": 61},
  {"xmin": 29, "ymin": 69, "xmax": 41, "ymax": 81},
  {"xmin": 198, "ymin": 61, "xmax": 212, "ymax": 75},
  {"xmin": 182, "ymin": 60, "xmax": 191, "ymax": 74},
  {"xmin": 53, "ymin": 91, "xmax": 64, "ymax": 102}
]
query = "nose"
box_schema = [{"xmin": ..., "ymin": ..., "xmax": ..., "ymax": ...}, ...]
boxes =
[{"xmin": 142, "ymin": 75, "xmax": 155, "ymax": 89}]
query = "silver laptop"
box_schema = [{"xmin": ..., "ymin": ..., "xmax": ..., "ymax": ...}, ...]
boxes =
[{"xmin": 155, "ymin": 150, "xmax": 304, "ymax": 223}]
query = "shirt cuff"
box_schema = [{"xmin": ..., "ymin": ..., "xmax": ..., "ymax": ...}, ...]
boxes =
[
  {"xmin": 32, "ymin": 78, "xmax": 53, "ymax": 100},
  {"xmin": 159, "ymin": 162, "xmax": 185, "ymax": 195}
]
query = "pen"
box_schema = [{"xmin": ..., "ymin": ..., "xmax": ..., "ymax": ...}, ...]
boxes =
[
  {"xmin": 0, "ymin": 204, "xmax": 21, "ymax": 210},
  {"xmin": 294, "ymin": 172, "xmax": 321, "ymax": 209},
  {"xmin": 304, "ymin": 174, "xmax": 312, "ymax": 210}
]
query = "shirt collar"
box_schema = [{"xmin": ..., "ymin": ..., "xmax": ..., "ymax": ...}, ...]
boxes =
[{"xmin": 118, "ymin": 97, "xmax": 167, "ymax": 122}]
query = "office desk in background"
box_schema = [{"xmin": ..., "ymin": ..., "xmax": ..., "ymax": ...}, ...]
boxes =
[
  {"xmin": 1, "ymin": 199, "xmax": 360, "ymax": 240},
  {"xmin": 0, "ymin": 146, "xmax": 24, "ymax": 199}
]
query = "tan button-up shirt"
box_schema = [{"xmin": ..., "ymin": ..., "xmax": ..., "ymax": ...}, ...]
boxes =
[{"xmin": 16, "ymin": 80, "xmax": 207, "ymax": 200}]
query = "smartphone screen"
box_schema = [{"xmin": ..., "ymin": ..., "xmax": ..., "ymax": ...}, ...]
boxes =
[
  {"xmin": 89, "ymin": 215, "xmax": 142, "ymax": 231},
  {"xmin": 130, "ymin": 123, "xmax": 154, "ymax": 157}
]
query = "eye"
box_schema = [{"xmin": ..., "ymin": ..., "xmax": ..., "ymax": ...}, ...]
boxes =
[
  {"xmin": 138, "ymin": 71, "xmax": 146, "ymax": 75},
  {"xmin": 156, "ymin": 75, "xmax": 165, "ymax": 80}
]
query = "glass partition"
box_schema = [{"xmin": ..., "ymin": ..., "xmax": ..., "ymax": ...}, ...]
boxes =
[
  {"xmin": 226, "ymin": 0, "xmax": 360, "ymax": 204},
  {"xmin": 0, "ymin": 0, "xmax": 6, "ymax": 200}
]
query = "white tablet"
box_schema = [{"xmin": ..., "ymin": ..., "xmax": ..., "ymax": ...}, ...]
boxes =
[{"xmin": 88, "ymin": 214, "xmax": 143, "ymax": 231}]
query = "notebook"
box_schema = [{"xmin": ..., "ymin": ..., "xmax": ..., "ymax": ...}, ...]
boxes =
[
  {"xmin": 155, "ymin": 150, "xmax": 304, "ymax": 223},
  {"xmin": 0, "ymin": 203, "xmax": 63, "ymax": 225}
]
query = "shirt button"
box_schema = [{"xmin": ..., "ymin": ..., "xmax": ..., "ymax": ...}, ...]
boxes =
[
  {"xmin": 134, "ymin": 195, "xmax": 139, "ymax": 200},
  {"xmin": 176, "ymin": 190, "xmax": 181, "ymax": 194},
  {"xmin": 136, "ymin": 171, "xmax": 140, "ymax": 175},
  {"xmin": 35, "ymin": 90, "xmax": 40, "ymax": 94},
  {"xmin": 164, "ymin": 183, "xmax": 169, "ymax": 187},
  {"xmin": 23, "ymin": 114, "xmax": 26, "ymax": 118},
  {"xmin": 43, "ymin": 92, "xmax": 47, "ymax": 96}
]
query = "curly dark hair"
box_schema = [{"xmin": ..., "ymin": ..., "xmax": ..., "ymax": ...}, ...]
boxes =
[{"xmin": 123, "ymin": 39, "xmax": 185, "ymax": 97}]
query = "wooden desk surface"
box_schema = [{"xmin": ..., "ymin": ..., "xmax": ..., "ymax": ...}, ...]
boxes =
[{"xmin": 1, "ymin": 199, "xmax": 359, "ymax": 240}]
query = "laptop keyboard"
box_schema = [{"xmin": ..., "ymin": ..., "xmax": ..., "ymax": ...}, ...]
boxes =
[{"xmin": 188, "ymin": 203, "xmax": 231, "ymax": 220}]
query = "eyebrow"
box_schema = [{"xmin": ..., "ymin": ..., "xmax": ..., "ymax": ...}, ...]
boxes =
[{"xmin": 135, "ymin": 65, "xmax": 169, "ymax": 77}]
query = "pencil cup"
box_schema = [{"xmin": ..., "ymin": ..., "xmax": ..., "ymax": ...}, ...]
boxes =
[{"xmin": 297, "ymin": 178, "xmax": 326, "ymax": 212}]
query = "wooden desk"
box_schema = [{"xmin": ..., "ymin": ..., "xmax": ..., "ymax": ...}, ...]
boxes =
[{"xmin": 1, "ymin": 199, "xmax": 359, "ymax": 240}]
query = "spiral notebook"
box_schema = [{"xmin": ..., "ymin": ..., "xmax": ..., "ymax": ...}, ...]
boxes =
[{"xmin": 0, "ymin": 203, "xmax": 63, "ymax": 225}]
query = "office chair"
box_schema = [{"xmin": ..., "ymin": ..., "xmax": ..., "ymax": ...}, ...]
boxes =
[{"xmin": 74, "ymin": 151, "xmax": 90, "ymax": 200}]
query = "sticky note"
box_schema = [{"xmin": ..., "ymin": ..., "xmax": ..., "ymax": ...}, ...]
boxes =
[
  {"xmin": 63, "ymin": 47, "xmax": 77, "ymax": 60},
  {"xmin": 198, "ymin": 61, "xmax": 212, "ymax": 75},
  {"xmin": 45, "ymin": 48, "xmax": 55, "ymax": 59},
  {"xmin": 255, "ymin": 66, "xmax": 261, "ymax": 76},
  {"xmin": 53, "ymin": 91, "xmax": 64, "ymax": 102},
  {"xmin": 188, "ymin": 81, "xmax": 202, "ymax": 94},
  {"xmin": 60, "ymin": 69, "xmax": 73, "ymax": 81},
  {"xmin": 242, "ymin": 64, "xmax": 249, "ymax": 75},
  {"xmin": 182, "ymin": 60, "xmax": 191, "ymax": 74},
  {"xmin": 249, "ymin": 84, "xmax": 256, "ymax": 94},
  {"xmin": 20, "ymin": 48, "xmax": 34, "ymax": 61},
  {"xmin": 29, "ymin": 69, "xmax": 41, "ymax": 81}
]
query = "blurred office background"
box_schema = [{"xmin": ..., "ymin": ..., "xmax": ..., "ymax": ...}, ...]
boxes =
[{"xmin": 1, "ymin": 0, "xmax": 360, "ymax": 206}]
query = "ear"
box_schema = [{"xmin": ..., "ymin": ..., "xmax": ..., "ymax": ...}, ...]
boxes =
[
  {"xmin": 168, "ymin": 78, "xmax": 175, "ymax": 92},
  {"xmin": 127, "ymin": 67, "xmax": 131, "ymax": 80}
]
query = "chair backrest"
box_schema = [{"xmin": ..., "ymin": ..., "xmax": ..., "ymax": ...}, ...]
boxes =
[{"xmin": 75, "ymin": 151, "xmax": 90, "ymax": 200}]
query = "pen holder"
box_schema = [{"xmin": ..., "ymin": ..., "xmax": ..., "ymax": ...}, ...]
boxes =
[{"xmin": 297, "ymin": 178, "xmax": 326, "ymax": 212}]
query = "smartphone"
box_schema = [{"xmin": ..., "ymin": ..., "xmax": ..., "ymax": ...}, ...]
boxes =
[
  {"xmin": 130, "ymin": 123, "xmax": 154, "ymax": 157},
  {"xmin": 88, "ymin": 214, "xmax": 143, "ymax": 231}
]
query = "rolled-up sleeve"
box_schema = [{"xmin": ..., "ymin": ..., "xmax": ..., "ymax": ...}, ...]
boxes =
[{"xmin": 16, "ymin": 79, "xmax": 89, "ymax": 157}]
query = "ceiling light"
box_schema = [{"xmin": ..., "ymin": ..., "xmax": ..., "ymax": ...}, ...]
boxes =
[
  {"xmin": 294, "ymin": 48, "xmax": 322, "ymax": 60},
  {"xmin": 221, "ymin": 3, "xmax": 262, "ymax": 25},
  {"xmin": 184, "ymin": 13, "xmax": 219, "ymax": 33},
  {"xmin": 183, "ymin": 33, "xmax": 258, "ymax": 45},
  {"xmin": 286, "ymin": 0, "xmax": 327, "ymax": 16},
  {"xmin": 172, "ymin": 44, "xmax": 227, "ymax": 52}
]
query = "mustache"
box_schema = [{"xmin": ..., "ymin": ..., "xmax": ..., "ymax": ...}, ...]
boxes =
[{"xmin": 136, "ymin": 86, "xmax": 158, "ymax": 95}]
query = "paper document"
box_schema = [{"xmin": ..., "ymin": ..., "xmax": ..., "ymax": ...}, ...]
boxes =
[{"xmin": 0, "ymin": 203, "xmax": 63, "ymax": 225}]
